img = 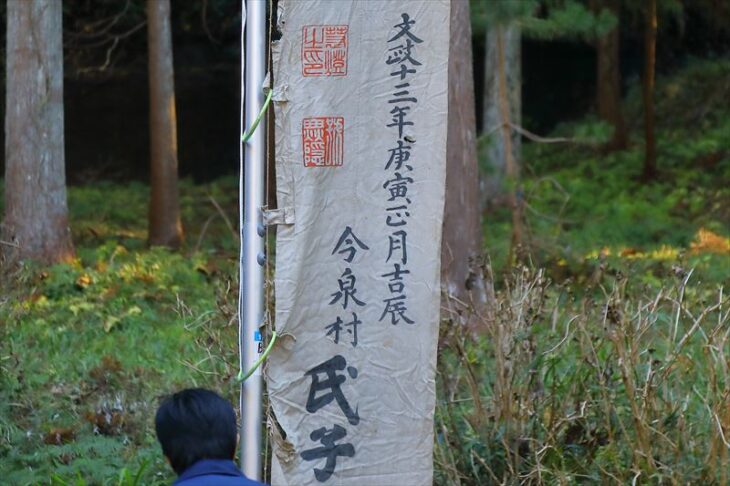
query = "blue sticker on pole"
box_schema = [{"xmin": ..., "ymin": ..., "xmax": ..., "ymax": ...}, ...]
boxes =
[{"xmin": 254, "ymin": 330, "xmax": 263, "ymax": 342}]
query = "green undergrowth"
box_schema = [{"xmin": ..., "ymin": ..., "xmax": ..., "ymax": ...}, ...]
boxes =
[
  {"xmin": 436, "ymin": 264, "xmax": 729, "ymax": 484},
  {"xmin": 1, "ymin": 178, "xmax": 243, "ymax": 484},
  {"xmin": 444, "ymin": 58, "xmax": 730, "ymax": 483},
  {"xmin": 483, "ymin": 58, "xmax": 730, "ymax": 289}
]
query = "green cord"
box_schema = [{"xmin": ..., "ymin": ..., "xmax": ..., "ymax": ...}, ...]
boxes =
[
  {"xmin": 238, "ymin": 87, "xmax": 274, "ymax": 383},
  {"xmin": 241, "ymin": 89, "xmax": 273, "ymax": 143},
  {"xmin": 237, "ymin": 331, "xmax": 277, "ymax": 382}
]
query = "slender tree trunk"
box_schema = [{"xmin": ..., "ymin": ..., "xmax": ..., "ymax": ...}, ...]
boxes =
[
  {"xmin": 642, "ymin": 0, "xmax": 658, "ymax": 180},
  {"xmin": 596, "ymin": 0, "xmax": 627, "ymax": 151},
  {"xmin": 495, "ymin": 27, "xmax": 524, "ymax": 261},
  {"xmin": 147, "ymin": 0, "xmax": 183, "ymax": 247},
  {"xmin": 482, "ymin": 24, "xmax": 521, "ymax": 209},
  {"xmin": 2, "ymin": 0, "xmax": 74, "ymax": 265},
  {"xmin": 441, "ymin": 0, "xmax": 486, "ymax": 320}
]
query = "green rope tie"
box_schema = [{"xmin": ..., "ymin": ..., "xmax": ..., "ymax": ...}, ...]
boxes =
[
  {"xmin": 237, "ymin": 331, "xmax": 277, "ymax": 382},
  {"xmin": 238, "ymin": 86, "xmax": 274, "ymax": 383},
  {"xmin": 241, "ymin": 88, "xmax": 273, "ymax": 143}
]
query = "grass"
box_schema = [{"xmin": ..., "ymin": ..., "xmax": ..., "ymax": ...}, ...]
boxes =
[
  {"xmin": 1, "ymin": 178, "xmax": 244, "ymax": 485},
  {"xmin": 0, "ymin": 59, "xmax": 728, "ymax": 484},
  {"xmin": 435, "ymin": 262, "xmax": 728, "ymax": 484}
]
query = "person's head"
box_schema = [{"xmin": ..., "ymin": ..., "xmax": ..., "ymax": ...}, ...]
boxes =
[{"xmin": 155, "ymin": 388, "xmax": 237, "ymax": 475}]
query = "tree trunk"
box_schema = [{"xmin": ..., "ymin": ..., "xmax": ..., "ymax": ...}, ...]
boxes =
[
  {"xmin": 147, "ymin": 0, "xmax": 183, "ymax": 247},
  {"xmin": 482, "ymin": 24, "xmax": 521, "ymax": 210},
  {"xmin": 596, "ymin": 0, "xmax": 627, "ymax": 151},
  {"xmin": 2, "ymin": 0, "xmax": 74, "ymax": 265},
  {"xmin": 642, "ymin": 0, "xmax": 658, "ymax": 180},
  {"xmin": 495, "ymin": 26, "xmax": 524, "ymax": 261},
  {"xmin": 441, "ymin": 0, "xmax": 486, "ymax": 321}
]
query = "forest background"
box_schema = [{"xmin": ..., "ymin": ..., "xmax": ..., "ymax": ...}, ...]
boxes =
[{"xmin": 0, "ymin": 0, "xmax": 729, "ymax": 484}]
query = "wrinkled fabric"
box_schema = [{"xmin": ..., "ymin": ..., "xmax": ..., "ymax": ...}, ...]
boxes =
[{"xmin": 268, "ymin": 2, "xmax": 450, "ymax": 485}]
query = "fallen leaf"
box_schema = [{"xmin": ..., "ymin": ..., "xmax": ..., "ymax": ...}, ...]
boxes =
[{"xmin": 75, "ymin": 274, "xmax": 92, "ymax": 289}]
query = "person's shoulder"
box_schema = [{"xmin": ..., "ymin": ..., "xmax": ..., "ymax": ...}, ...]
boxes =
[
  {"xmin": 176, "ymin": 475, "xmax": 267, "ymax": 486},
  {"xmin": 241, "ymin": 478, "xmax": 267, "ymax": 486},
  {"xmin": 173, "ymin": 459, "xmax": 268, "ymax": 486}
]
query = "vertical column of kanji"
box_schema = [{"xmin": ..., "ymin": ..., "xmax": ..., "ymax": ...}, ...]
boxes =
[
  {"xmin": 368, "ymin": 4, "xmax": 451, "ymax": 484},
  {"xmin": 298, "ymin": 226, "xmax": 369, "ymax": 482},
  {"xmin": 379, "ymin": 13, "xmax": 423, "ymax": 327}
]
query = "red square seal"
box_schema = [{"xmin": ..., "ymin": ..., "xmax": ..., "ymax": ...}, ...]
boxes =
[
  {"xmin": 302, "ymin": 25, "xmax": 348, "ymax": 77},
  {"xmin": 302, "ymin": 117, "xmax": 344, "ymax": 167}
]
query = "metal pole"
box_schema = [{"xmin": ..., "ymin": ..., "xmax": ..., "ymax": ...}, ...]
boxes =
[{"xmin": 239, "ymin": 0, "xmax": 266, "ymax": 479}]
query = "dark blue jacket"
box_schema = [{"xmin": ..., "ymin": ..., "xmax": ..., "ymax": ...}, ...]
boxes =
[{"xmin": 173, "ymin": 459, "xmax": 267, "ymax": 486}]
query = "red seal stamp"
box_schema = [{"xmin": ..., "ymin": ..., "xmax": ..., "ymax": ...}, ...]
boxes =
[
  {"xmin": 302, "ymin": 117, "xmax": 344, "ymax": 167},
  {"xmin": 302, "ymin": 25, "xmax": 348, "ymax": 77}
]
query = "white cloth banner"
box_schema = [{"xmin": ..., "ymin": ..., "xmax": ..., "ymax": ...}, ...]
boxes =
[{"xmin": 268, "ymin": 1, "xmax": 450, "ymax": 484}]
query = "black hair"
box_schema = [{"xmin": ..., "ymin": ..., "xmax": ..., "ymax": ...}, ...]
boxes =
[{"xmin": 155, "ymin": 388, "xmax": 237, "ymax": 475}]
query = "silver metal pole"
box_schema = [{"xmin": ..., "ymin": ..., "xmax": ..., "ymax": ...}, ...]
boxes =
[{"xmin": 239, "ymin": 0, "xmax": 266, "ymax": 479}]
